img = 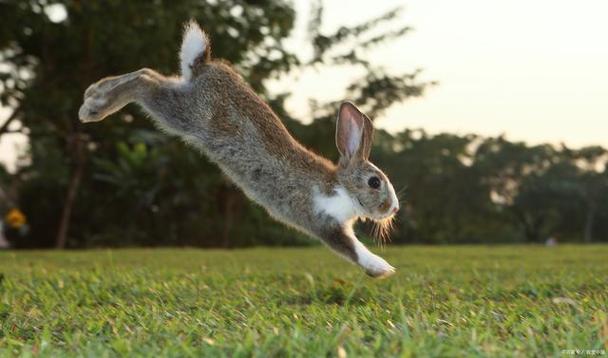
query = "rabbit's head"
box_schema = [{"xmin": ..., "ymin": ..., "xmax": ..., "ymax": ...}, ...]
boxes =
[{"xmin": 335, "ymin": 102, "xmax": 400, "ymax": 222}]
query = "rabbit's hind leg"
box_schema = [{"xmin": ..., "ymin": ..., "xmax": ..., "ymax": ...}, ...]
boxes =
[{"xmin": 79, "ymin": 68, "xmax": 164, "ymax": 123}]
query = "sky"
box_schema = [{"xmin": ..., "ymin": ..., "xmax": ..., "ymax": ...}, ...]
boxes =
[
  {"xmin": 1, "ymin": 0, "xmax": 607, "ymax": 169},
  {"xmin": 274, "ymin": 0, "xmax": 608, "ymax": 146}
]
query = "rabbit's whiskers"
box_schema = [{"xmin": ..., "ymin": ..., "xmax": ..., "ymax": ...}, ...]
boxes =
[{"xmin": 370, "ymin": 215, "xmax": 395, "ymax": 247}]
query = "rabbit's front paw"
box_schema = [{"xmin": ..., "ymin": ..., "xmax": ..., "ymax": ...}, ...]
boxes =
[{"xmin": 359, "ymin": 252, "xmax": 395, "ymax": 278}]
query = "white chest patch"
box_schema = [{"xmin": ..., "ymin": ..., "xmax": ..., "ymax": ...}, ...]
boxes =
[{"xmin": 312, "ymin": 186, "xmax": 360, "ymax": 223}]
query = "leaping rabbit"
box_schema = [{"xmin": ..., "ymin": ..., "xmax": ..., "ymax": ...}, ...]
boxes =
[{"xmin": 79, "ymin": 21, "xmax": 400, "ymax": 278}]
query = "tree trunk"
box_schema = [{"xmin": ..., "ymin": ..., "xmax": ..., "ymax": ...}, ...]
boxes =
[
  {"xmin": 221, "ymin": 188, "xmax": 235, "ymax": 248},
  {"xmin": 56, "ymin": 134, "xmax": 87, "ymax": 249},
  {"xmin": 512, "ymin": 208, "xmax": 537, "ymax": 242},
  {"xmin": 0, "ymin": 110, "xmax": 18, "ymax": 136},
  {"xmin": 583, "ymin": 206, "xmax": 596, "ymax": 243}
]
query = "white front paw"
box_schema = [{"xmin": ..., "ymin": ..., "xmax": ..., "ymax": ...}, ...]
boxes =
[
  {"xmin": 363, "ymin": 255, "xmax": 395, "ymax": 278},
  {"xmin": 356, "ymin": 248, "xmax": 395, "ymax": 278}
]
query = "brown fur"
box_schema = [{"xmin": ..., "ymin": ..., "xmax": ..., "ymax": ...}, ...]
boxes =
[{"xmin": 78, "ymin": 22, "xmax": 398, "ymax": 277}]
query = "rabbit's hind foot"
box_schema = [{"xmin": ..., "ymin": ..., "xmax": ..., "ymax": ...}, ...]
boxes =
[{"xmin": 79, "ymin": 69, "xmax": 159, "ymax": 123}]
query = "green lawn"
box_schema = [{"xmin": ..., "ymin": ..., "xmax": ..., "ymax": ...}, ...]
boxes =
[{"xmin": 0, "ymin": 245, "xmax": 607, "ymax": 357}]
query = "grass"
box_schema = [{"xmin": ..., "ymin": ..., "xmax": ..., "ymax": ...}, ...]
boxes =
[{"xmin": 0, "ymin": 245, "xmax": 607, "ymax": 357}]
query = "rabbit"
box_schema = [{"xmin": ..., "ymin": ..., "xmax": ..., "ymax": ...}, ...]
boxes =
[{"xmin": 79, "ymin": 21, "xmax": 400, "ymax": 278}]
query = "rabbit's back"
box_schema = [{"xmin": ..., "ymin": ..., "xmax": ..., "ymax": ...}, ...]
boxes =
[{"xmin": 185, "ymin": 62, "xmax": 337, "ymax": 230}]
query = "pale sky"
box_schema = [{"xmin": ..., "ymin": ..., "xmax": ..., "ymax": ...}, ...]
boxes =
[
  {"xmin": 275, "ymin": 0, "xmax": 608, "ymax": 147},
  {"xmin": 1, "ymin": 0, "xmax": 607, "ymax": 169}
]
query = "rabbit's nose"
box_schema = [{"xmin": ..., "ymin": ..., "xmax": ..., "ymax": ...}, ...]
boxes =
[{"xmin": 391, "ymin": 206, "xmax": 399, "ymax": 214}]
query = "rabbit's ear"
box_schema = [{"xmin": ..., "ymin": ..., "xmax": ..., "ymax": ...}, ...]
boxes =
[{"xmin": 336, "ymin": 101, "xmax": 374, "ymax": 163}]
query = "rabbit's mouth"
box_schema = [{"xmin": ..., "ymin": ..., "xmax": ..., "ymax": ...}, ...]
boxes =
[{"xmin": 355, "ymin": 198, "xmax": 396, "ymax": 221}]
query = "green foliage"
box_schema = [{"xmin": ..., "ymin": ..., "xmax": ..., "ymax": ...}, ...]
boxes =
[
  {"xmin": 0, "ymin": 246, "xmax": 606, "ymax": 356},
  {"xmin": 383, "ymin": 133, "xmax": 608, "ymax": 244}
]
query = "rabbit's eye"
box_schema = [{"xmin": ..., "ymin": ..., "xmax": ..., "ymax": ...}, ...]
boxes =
[{"xmin": 368, "ymin": 176, "xmax": 381, "ymax": 189}]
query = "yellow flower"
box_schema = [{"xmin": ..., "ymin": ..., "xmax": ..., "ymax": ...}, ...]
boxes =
[{"xmin": 5, "ymin": 208, "xmax": 26, "ymax": 229}]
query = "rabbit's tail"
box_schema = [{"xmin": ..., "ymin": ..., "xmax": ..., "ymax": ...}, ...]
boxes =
[{"xmin": 180, "ymin": 20, "xmax": 210, "ymax": 81}]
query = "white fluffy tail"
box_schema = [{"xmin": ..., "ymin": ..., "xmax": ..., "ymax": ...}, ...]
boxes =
[{"xmin": 180, "ymin": 21, "xmax": 208, "ymax": 81}]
